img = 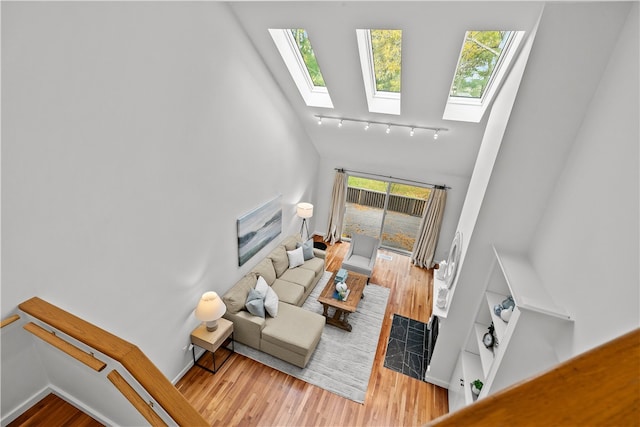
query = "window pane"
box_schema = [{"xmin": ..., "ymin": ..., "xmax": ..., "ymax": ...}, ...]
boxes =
[
  {"xmin": 370, "ymin": 29, "xmax": 402, "ymax": 93},
  {"xmin": 290, "ymin": 29, "xmax": 326, "ymax": 87},
  {"xmin": 450, "ymin": 31, "xmax": 512, "ymax": 99},
  {"xmin": 380, "ymin": 183, "xmax": 431, "ymax": 252},
  {"xmin": 342, "ymin": 177, "xmax": 386, "ymax": 240}
]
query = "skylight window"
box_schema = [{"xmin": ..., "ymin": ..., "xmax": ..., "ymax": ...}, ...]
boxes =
[
  {"xmin": 451, "ymin": 31, "xmax": 513, "ymax": 99},
  {"xmin": 444, "ymin": 30, "xmax": 525, "ymax": 123},
  {"xmin": 290, "ymin": 29, "xmax": 326, "ymax": 87},
  {"xmin": 269, "ymin": 28, "xmax": 333, "ymax": 109},
  {"xmin": 356, "ymin": 29, "xmax": 402, "ymax": 115}
]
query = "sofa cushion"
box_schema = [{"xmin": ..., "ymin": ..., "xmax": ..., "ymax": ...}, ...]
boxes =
[
  {"xmin": 223, "ymin": 273, "xmax": 257, "ymax": 314},
  {"xmin": 252, "ymin": 258, "xmax": 277, "ymax": 286},
  {"xmin": 268, "ymin": 246, "xmax": 289, "ymax": 277},
  {"xmin": 279, "ymin": 267, "xmax": 315, "ymax": 291},
  {"xmin": 296, "ymin": 239, "xmax": 314, "ymax": 260},
  {"xmin": 271, "ymin": 279, "xmax": 305, "ymax": 306},
  {"xmin": 256, "ymin": 275, "xmax": 279, "ymax": 317},
  {"xmin": 245, "ymin": 288, "xmax": 265, "ymax": 318},
  {"xmin": 300, "ymin": 257, "xmax": 325, "ymax": 277},
  {"xmin": 287, "ymin": 247, "xmax": 305, "ymax": 269},
  {"xmin": 282, "ymin": 235, "xmax": 301, "ymax": 251},
  {"xmin": 262, "ymin": 302, "xmax": 324, "ymax": 357}
]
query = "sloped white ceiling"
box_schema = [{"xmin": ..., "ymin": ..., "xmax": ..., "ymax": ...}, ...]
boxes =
[{"xmin": 228, "ymin": 1, "xmax": 543, "ymax": 179}]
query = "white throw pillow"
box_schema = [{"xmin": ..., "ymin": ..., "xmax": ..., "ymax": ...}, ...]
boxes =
[
  {"xmin": 255, "ymin": 275, "xmax": 279, "ymax": 317},
  {"xmin": 287, "ymin": 246, "xmax": 305, "ymax": 269}
]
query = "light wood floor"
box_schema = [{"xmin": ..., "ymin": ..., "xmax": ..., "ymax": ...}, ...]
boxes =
[
  {"xmin": 7, "ymin": 393, "xmax": 104, "ymax": 427},
  {"xmin": 176, "ymin": 238, "xmax": 449, "ymax": 426}
]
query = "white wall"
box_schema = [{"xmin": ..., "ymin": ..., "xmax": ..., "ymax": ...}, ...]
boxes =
[
  {"xmin": 1, "ymin": 2, "xmax": 319, "ymax": 422},
  {"xmin": 529, "ymin": 3, "xmax": 639, "ymax": 356}
]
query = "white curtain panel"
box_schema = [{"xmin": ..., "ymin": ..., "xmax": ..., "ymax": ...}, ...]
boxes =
[
  {"xmin": 324, "ymin": 170, "xmax": 347, "ymax": 245},
  {"xmin": 411, "ymin": 187, "xmax": 447, "ymax": 269}
]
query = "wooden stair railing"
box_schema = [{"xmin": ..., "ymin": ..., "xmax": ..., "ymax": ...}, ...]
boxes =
[
  {"xmin": 18, "ymin": 297, "xmax": 208, "ymax": 426},
  {"xmin": 23, "ymin": 322, "xmax": 107, "ymax": 372},
  {"xmin": 1, "ymin": 314, "xmax": 20, "ymax": 328},
  {"xmin": 107, "ymin": 369, "xmax": 168, "ymax": 427},
  {"xmin": 428, "ymin": 328, "xmax": 640, "ymax": 426}
]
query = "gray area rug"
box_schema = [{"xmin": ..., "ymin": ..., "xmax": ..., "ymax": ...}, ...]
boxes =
[{"xmin": 234, "ymin": 271, "xmax": 390, "ymax": 403}]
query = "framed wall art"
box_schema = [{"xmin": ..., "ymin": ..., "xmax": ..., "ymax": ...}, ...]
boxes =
[{"xmin": 237, "ymin": 195, "xmax": 282, "ymax": 266}]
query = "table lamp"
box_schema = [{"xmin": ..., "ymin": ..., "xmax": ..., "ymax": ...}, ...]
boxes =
[{"xmin": 195, "ymin": 291, "xmax": 227, "ymax": 331}]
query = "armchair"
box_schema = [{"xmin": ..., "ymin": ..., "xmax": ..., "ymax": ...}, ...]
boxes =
[{"xmin": 341, "ymin": 233, "xmax": 380, "ymax": 284}]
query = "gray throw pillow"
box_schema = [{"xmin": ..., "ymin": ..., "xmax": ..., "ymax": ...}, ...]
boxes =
[
  {"xmin": 297, "ymin": 239, "xmax": 314, "ymax": 261},
  {"xmin": 245, "ymin": 288, "xmax": 265, "ymax": 318}
]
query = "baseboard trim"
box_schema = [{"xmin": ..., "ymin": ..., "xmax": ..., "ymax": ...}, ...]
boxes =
[
  {"xmin": 171, "ymin": 347, "xmax": 205, "ymax": 384},
  {"xmin": 49, "ymin": 385, "xmax": 116, "ymax": 427},
  {"xmin": 1, "ymin": 386, "xmax": 50, "ymax": 426},
  {"xmin": 424, "ymin": 372, "xmax": 450, "ymax": 389},
  {"xmin": 0, "ymin": 385, "xmax": 116, "ymax": 427}
]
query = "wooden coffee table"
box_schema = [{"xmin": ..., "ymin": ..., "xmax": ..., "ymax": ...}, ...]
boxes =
[{"xmin": 317, "ymin": 270, "xmax": 367, "ymax": 332}]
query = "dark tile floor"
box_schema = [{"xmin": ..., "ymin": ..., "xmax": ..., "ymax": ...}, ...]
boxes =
[{"xmin": 383, "ymin": 314, "xmax": 428, "ymax": 381}]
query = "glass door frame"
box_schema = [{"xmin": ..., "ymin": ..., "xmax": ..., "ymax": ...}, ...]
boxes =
[{"xmin": 342, "ymin": 172, "xmax": 432, "ymax": 256}]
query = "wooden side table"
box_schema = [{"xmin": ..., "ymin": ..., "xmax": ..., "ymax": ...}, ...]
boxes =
[{"xmin": 190, "ymin": 318, "xmax": 234, "ymax": 374}]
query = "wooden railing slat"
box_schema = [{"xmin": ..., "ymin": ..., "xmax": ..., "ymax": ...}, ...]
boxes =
[
  {"xmin": 23, "ymin": 322, "xmax": 107, "ymax": 372},
  {"xmin": 1, "ymin": 314, "xmax": 20, "ymax": 328},
  {"xmin": 107, "ymin": 370, "xmax": 168, "ymax": 427},
  {"xmin": 19, "ymin": 297, "xmax": 208, "ymax": 426}
]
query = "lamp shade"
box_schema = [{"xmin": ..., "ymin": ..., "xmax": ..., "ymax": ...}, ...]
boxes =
[
  {"xmin": 195, "ymin": 291, "xmax": 226, "ymax": 331},
  {"xmin": 296, "ymin": 202, "xmax": 313, "ymax": 218}
]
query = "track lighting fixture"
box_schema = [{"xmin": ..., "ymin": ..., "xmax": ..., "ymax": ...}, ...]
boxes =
[{"xmin": 313, "ymin": 115, "xmax": 447, "ymax": 139}]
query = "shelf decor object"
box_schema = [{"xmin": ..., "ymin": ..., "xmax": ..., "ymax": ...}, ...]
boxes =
[
  {"xmin": 471, "ymin": 379, "xmax": 483, "ymax": 396},
  {"xmin": 444, "ymin": 231, "xmax": 462, "ymax": 289}
]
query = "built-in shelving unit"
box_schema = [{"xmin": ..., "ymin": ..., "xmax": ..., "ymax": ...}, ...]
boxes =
[{"xmin": 448, "ymin": 245, "xmax": 573, "ymax": 412}]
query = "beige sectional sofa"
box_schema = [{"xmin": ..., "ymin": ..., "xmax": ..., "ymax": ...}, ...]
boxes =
[{"xmin": 222, "ymin": 234, "xmax": 326, "ymax": 368}]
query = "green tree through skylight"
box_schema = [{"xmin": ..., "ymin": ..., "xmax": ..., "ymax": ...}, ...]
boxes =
[
  {"xmin": 451, "ymin": 31, "xmax": 512, "ymax": 99},
  {"xmin": 290, "ymin": 29, "xmax": 326, "ymax": 87},
  {"xmin": 370, "ymin": 30, "xmax": 402, "ymax": 93}
]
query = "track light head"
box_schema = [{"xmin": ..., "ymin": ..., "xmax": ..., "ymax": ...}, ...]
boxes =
[
  {"xmin": 433, "ymin": 130, "xmax": 439, "ymax": 140},
  {"xmin": 386, "ymin": 125, "xmax": 391, "ymax": 134},
  {"xmin": 317, "ymin": 117, "xmax": 323, "ymax": 125},
  {"xmin": 409, "ymin": 128, "xmax": 415, "ymax": 137},
  {"xmin": 338, "ymin": 120, "xmax": 343, "ymax": 128},
  {"xmin": 364, "ymin": 122, "xmax": 370, "ymax": 131}
]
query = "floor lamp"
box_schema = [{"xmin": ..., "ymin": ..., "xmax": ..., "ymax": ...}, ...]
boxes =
[{"xmin": 297, "ymin": 202, "xmax": 313, "ymax": 241}]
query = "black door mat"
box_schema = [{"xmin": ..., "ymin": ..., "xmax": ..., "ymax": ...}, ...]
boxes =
[{"xmin": 383, "ymin": 314, "xmax": 428, "ymax": 381}]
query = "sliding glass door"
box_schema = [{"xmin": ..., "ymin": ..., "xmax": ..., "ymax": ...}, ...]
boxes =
[
  {"xmin": 342, "ymin": 176, "xmax": 386, "ymax": 240},
  {"xmin": 342, "ymin": 175, "xmax": 431, "ymax": 253}
]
